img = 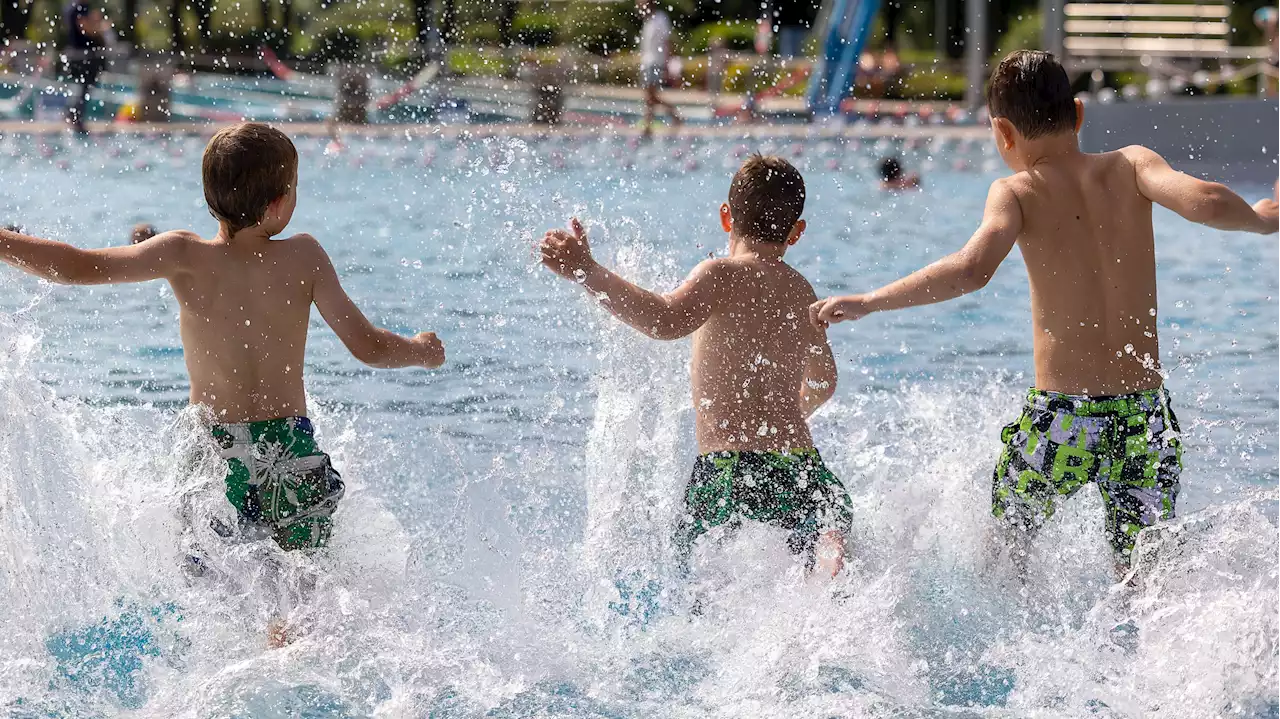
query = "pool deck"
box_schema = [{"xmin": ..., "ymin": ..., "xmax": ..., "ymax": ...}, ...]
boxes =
[{"xmin": 0, "ymin": 119, "xmax": 990, "ymax": 140}]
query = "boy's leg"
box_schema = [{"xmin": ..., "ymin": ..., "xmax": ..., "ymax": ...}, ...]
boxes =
[
  {"xmin": 814, "ymin": 529, "xmax": 845, "ymax": 578},
  {"xmin": 1097, "ymin": 394, "xmax": 1182, "ymax": 574},
  {"xmin": 990, "ymin": 394, "xmax": 1102, "ymax": 576}
]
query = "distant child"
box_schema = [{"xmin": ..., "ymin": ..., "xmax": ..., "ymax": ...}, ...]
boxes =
[
  {"xmin": 541, "ymin": 155, "xmax": 851, "ymax": 577},
  {"xmin": 0, "ymin": 122, "xmax": 445, "ymax": 643},
  {"xmin": 638, "ymin": 0, "xmax": 681, "ymax": 138},
  {"xmin": 130, "ymin": 222, "xmax": 156, "ymax": 244},
  {"xmin": 878, "ymin": 156, "xmax": 920, "ymax": 191},
  {"xmin": 811, "ymin": 51, "xmax": 1279, "ymax": 576}
]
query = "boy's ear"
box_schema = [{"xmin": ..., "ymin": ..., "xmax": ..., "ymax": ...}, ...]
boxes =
[
  {"xmin": 1073, "ymin": 98, "xmax": 1085, "ymax": 133},
  {"xmin": 719, "ymin": 203, "xmax": 732, "ymax": 233},
  {"xmin": 993, "ymin": 117, "xmax": 1017, "ymax": 151},
  {"xmin": 786, "ymin": 219, "xmax": 806, "ymax": 246}
]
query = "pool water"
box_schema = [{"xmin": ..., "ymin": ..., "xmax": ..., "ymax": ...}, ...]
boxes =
[{"xmin": 0, "ymin": 131, "xmax": 1275, "ymax": 718}]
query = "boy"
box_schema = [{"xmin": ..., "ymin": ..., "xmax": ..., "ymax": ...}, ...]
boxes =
[
  {"xmin": 811, "ymin": 51, "xmax": 1278, "ymax": 575},
  {"xmin": 540, "ymin": 154, "xmax": 851, "ymax": 577},
  {"xmin": 638, "ymin": 0, "xmax": 681, "ymax": 138},
  {"xmin": 0, "ymin": 122, "xmax": 444, "ymax": 639}
]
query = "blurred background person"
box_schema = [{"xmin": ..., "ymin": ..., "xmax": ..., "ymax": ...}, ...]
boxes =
[
  {"xmin": 130, "ymin": 223, "xmax": 157, "ymax": 244},
  {"xmin": 638, "ymin": 0, "xmax": 681, "ymax": 137},
  {"xmin": 62, "ymin": 0, "xmax": 111, "ymax": 134},
  {"xmin": 878, "ymin": 156, "xmax": 920, "ymax": 191}
]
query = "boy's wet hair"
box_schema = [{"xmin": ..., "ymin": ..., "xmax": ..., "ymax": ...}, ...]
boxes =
[
  {"xmin": 986, "ymin": 50, "xmax": 1076, "ymax": 140},
  {"xmin": 879, "ymin": 157, "xmax": 902, "ymax": 182},
  {"xmin": 202, "ymin": 123, "xmax": 298, "ymax": 234},
  {"xmin": 728, "ymin": 154, "xmax": 805, "ymax": 244}
]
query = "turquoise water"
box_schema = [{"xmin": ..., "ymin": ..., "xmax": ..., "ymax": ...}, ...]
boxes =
[{"xmin": 0, "ymin": 132, "xmax": 1275, "ymax": 717}]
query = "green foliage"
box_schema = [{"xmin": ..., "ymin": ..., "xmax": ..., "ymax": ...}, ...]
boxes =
[
  {"xmin": 681, "ymin": 20, "xmax": 755, "ymax": 55},
  {"xmin": 899, "ymin": 65, "xmax": 967, "ymax": 100},
  {"xmin": 513, "ymin": 11, "xmax": 557, "ymax": 48},
  {"xmin": 995, "ymin": 10, "xmax": 1042, "ymax": 59},
  {"xmin": 565, "ymin": 1, "xmax": 637, "ymax": 56}
]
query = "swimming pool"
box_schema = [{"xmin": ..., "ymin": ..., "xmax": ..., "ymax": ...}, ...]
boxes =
[{"xmin": 0, "ymin": 131, "xmax": 1275, "ymax": 717}]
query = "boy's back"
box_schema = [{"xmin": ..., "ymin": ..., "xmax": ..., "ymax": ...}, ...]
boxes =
[
  {"xmin": 1005, "ymin": 149, "xmax": 1162, "ymax": 396},
  {"xmin": 171, "ymin": 231, "xmax": 319, "ymax": 422},
  {"xmin": 692, "ymin": 254, "xmax": 822, "ymax": 452}
]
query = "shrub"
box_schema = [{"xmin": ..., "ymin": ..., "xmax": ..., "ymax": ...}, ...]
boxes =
[
  {"xmin": 514, "ymin": 11, "xmax": 558, "ymax": 47},
  {"xmin": 682, "ymin": 20, "xmax": 756, "ymax": 55}
]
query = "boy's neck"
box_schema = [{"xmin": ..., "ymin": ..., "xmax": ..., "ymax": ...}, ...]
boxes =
[
  {"xmin": 729, "ymin": 234, "xmax": 788, "ymax": 261},
  {"xmin": 216, "ymin": 222, "xmax": 274, "ymax": 245},
  {"xmin": 1012, "ymin": 131, "xmax": 1082, "ymax": 172}
]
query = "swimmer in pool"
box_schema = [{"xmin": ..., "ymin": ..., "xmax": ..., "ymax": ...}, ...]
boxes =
[
  {"xmin": 130, "ymin": 223, "xmax": 156, "ymax": 244},
  {"xmin": 541, "ymin": 154, "xmax": 850, "ymax": 579},
  {"xmin": 0, "ymin": 122, "xmax": 446, "ymax": 646},
  {"xmin": 812, "ymin": 51, "xmax": 1278, "ymax": 578},
  {"xmin": 878, "ymin": 156, "xmax": 920, "ymax": 191}
]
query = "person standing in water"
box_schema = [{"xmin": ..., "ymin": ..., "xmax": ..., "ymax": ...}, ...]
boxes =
[
  {"xmin": 0, "ymin": 123, "xmax": 446, "ymax": 645},
  {"xmin": 812, "ymin": 51, "xmax": 1278, "ymax": 577},
  {"xmin": 62, "ymin": 0, "xmax": 110, "ymax": 134},
  {"xmin": 638, "ymin": 0, "xmax": 681, "ymax": 138}
]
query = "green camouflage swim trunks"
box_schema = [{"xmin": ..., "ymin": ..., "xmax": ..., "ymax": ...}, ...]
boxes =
[
  {"xmin": 211, "ymin": 416, "xmax": 345, "ymax": 551},
  {"xmin": 682, "ymin": 449, "xmax": 853, "ymax": 562},
  {"xmin": 992, "ymin": 387, "xmax": 1182, "ymax": 562}
]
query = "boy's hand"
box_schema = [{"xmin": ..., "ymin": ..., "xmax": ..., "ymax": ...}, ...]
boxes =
[
  {"xmin": 411, "ymin": 331, "xmax": 446, "ymax": 368},
  {"xmin": 1254, "ymin": 181, "xmax": 1279, "ymax": 234},
  {"xmin": 809, "ymin": 295, "xmax": 872, "ymax": 328},
  {"xmin": 540, "ymin": 218, "xmax": 597, "ymax": 281}
]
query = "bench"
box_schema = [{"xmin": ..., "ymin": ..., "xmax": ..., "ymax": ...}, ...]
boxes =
[{"xmin": 1062, "ymin": 2, "xmax": 1271, "ymax": 79}]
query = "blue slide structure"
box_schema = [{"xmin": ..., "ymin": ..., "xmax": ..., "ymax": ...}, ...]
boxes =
[{"xmin": 806, "ymin": 0, "xmax": 881, "ymax": 115}]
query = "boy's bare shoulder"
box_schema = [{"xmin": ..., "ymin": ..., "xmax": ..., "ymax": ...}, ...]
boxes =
[
  {"xmin": 270, "ymin": 232, "xmax": 331, "ymax": 263},
  {"xmin": 993, "ymin": 172, "xmax": 1033, "ymax": 200}
]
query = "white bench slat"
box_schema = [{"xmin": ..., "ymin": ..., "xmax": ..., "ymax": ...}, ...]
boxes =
[
  {"xmin": 1064, "ymin": 19, "xmax": 1228, "ymax": 35},
  {"xmin": 1064, "ymin": 3, "xmax": 1229, "ymax": 19},
  {"xmin": 1065, "ymin": 36, "xmax": 1229, "ymax": 53}
]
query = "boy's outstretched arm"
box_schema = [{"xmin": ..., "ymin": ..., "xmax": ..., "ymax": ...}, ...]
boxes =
[
  {"xmin": 540, "ymin": 218, "xmax": 720, "ymax": 340},
  {"xmin": 306, "ymin": 236, "xmax": 445, "ymax": 369},
  {"xmin": 1125, "ymin": 146, "xmax": 1278, "ymax": 234},
  {"xmin": 0, "ymin": 227, "xmax": 189, "ymax": 284},
  {"xmin": 811, "ymin": 180, "xmax": 1022, "ymax": 327}
]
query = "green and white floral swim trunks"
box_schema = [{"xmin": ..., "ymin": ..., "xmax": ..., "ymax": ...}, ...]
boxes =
[
  {"xmin": 211, "ymin": 416, "xmax": 345, "ymax": 551},
  {"xmin": 992, "ymin": 387, "xmax": 1182, "ymax": 562},
  {"xmin": 681, "ymin": 449, "xmax": 853, "ymax": 563}
]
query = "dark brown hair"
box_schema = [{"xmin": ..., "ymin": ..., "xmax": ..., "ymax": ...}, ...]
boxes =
[
  {"xmin": 202, "ymin": 123, "xmax": 298, "ymax": 234},
  {"xmin": 728, "ymin": 154, "xmax": 806, "ymax": 243},
  {"xmin": 986, "ymin": 50, "xmax": 1077, "ymax": 140}
]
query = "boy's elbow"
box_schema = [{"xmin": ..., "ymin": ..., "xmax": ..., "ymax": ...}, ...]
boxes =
[
  {"xmin": 957, "ymin": 257, "xmax": 994, "ymax": 292},
  {"xmin": 1191, "ymin": 184, "xmax": 1231, "ymax": 224}
]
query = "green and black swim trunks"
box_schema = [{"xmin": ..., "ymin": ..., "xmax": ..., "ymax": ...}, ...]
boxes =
[
  {"xmin": 992, "ymin": 387, "xmax": 1182, "ymax": 562},
  {"xmin": 211, "ymin": 416, "xmax": 345, "ymax": 551},
  {"xmin": 682, "ymin": 449, "xmax": 853, "ymax": 562}
]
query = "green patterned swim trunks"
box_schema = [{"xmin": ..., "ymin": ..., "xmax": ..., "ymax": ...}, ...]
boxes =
[
  {"xmin": 992, "ymin": 387, "xmax": 1182, "ymax": 562},
  {"xmin": 211, "ymin": 416, "xmax": 345, "ymax": 551},
  {"xmin": 682, "ymin": 449, "xmax": 853, "ymax": 562}
]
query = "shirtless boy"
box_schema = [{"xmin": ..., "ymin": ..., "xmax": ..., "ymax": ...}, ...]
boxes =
[
  {"xmin": 0, "ymin": 123, "xmax": 445, "ymax": 639},
  {"xmin": 811, "ymin": 51, "xmax": 1278, "ymax": 574},
  {"xmin": 541, "ymin": 154, "xmax": 851, "ymax": 577}
]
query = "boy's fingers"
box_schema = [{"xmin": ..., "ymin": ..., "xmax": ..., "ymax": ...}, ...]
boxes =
[
  {"xmin": 569, "ymin": 217, "xmax": 585, "ymax": 241},
  {"xmin": 808, "ymin": 301, "xmax": 825, "ymax": 328}
]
